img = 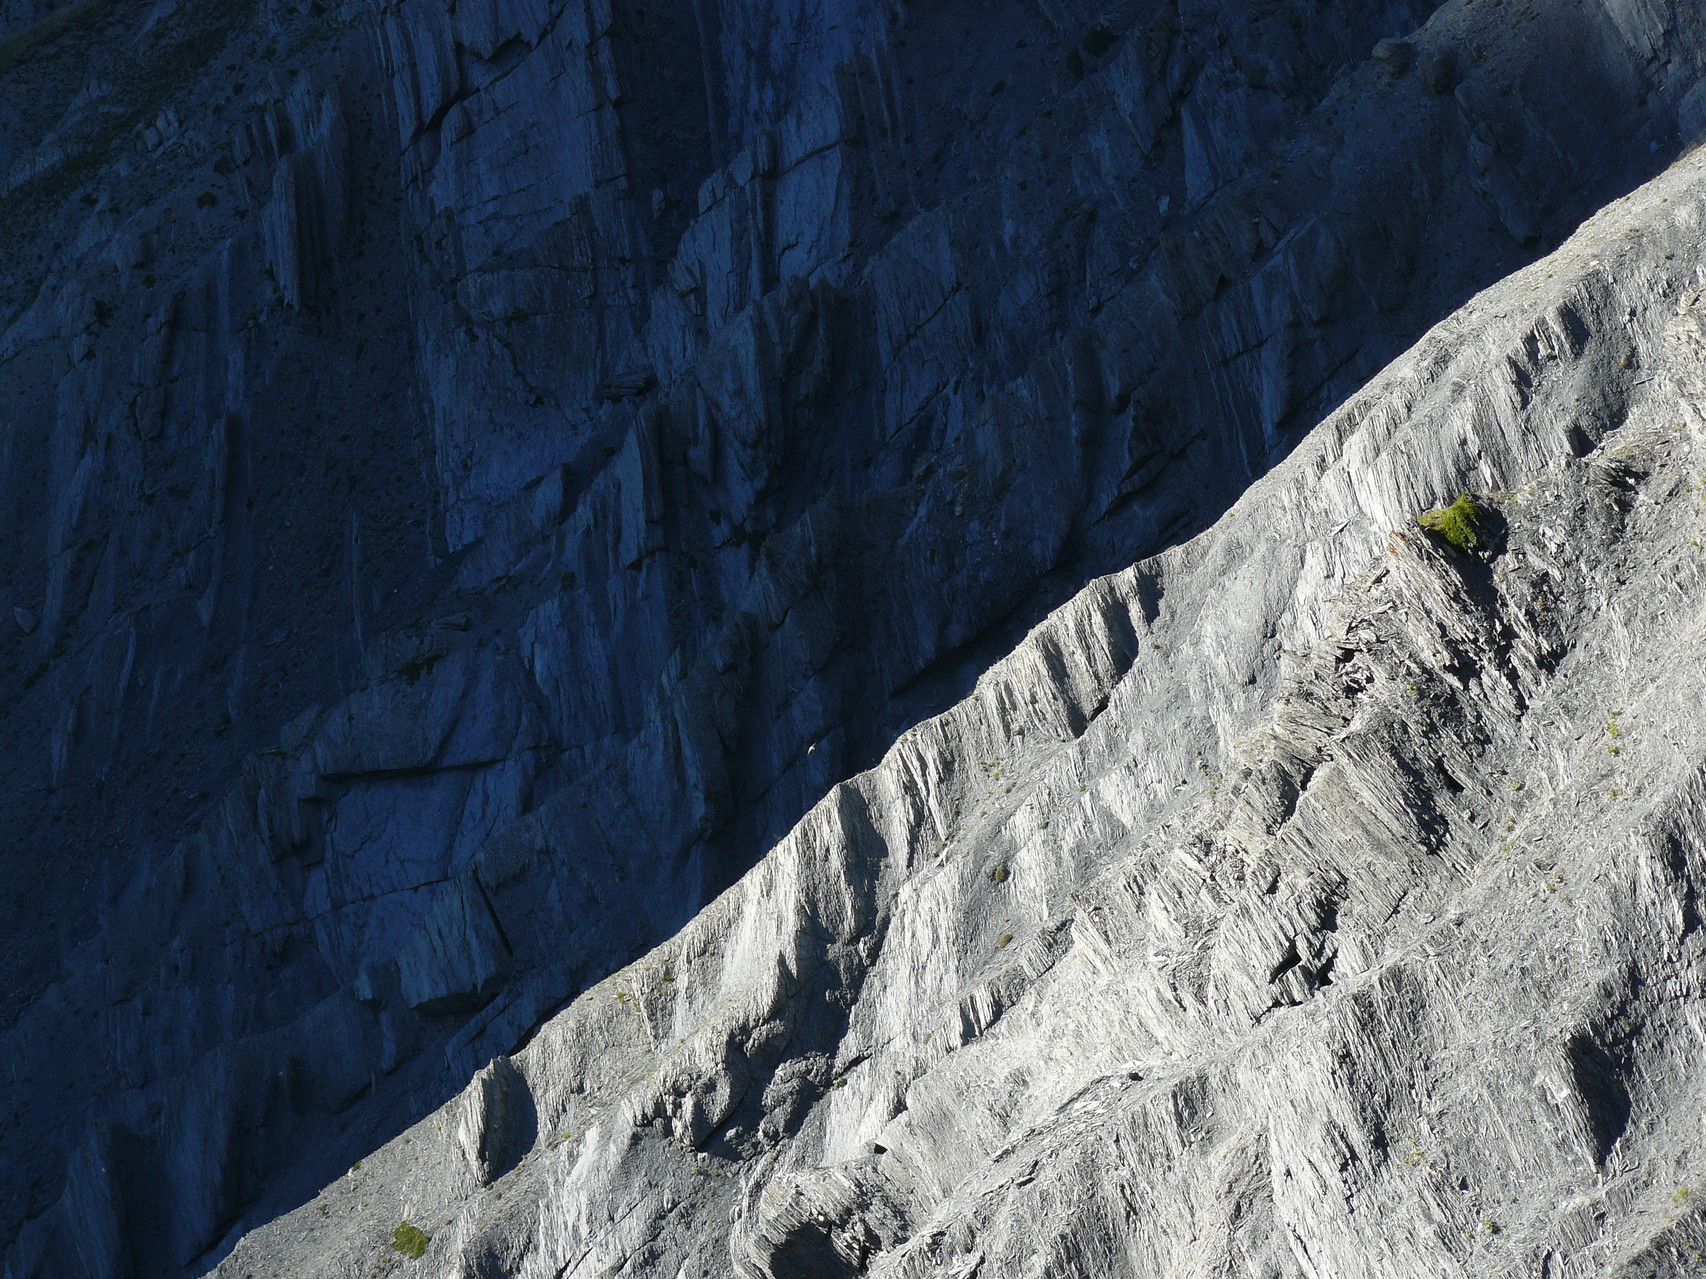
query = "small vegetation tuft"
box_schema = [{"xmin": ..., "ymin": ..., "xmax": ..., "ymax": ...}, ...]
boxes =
[
  {"xmin": 392, "ymin": 1222, "xmax": 430, "ymax": 1259},
  {"xmin": 1417, "ymin": 493, "xmax": 1483, "ymax": 551}
]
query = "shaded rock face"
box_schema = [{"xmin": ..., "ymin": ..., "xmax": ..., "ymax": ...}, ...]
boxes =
[{"xmin": 2, "ymin": 0, "xmax": 1706, "ymax": 1276}]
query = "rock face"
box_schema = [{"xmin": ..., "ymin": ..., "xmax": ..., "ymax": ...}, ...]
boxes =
[
  {"xmin": 216, "ymin": 146, "xmax": 1706, "ymax": 1279},
  {"xmin": 2, "ymin": 0, "xmax": 1706, "ymax": 1275}
]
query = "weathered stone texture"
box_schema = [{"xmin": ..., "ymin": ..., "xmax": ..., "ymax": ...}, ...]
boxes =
[
  {"xmin": 3, "ymin": 0, "xmax": 1706, "ymax": 1274},
  {"xmin": 220, "ymin": 147, "xmax": 1706, "ymax": 1278}
]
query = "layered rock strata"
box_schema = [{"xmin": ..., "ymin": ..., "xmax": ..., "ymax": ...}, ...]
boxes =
[
  {"xmin": 217, "ymin": 128, "xmax": 1706, "ymax": 1278},
  {"xmin": 3, "ymin": 0, "xmax": 1706, "ymax": 1273}
]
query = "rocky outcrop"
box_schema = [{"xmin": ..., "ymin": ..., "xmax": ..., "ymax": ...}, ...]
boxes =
[
  {"xmin": 215, "ymin": 139, "xmax": 1706, "ymax": 1278},
  {"xmin": 4, "ymin": 0, "xmax": 1706, "ymax": 1274},
  {"xmin": 455, "ymin": 1056, "xmax": 534, "ymax": 1186}
]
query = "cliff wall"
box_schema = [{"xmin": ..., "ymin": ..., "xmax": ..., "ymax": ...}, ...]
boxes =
[{"xmin": 2, "ymin": 0, "xmax": 1705, "ymax": 1273}]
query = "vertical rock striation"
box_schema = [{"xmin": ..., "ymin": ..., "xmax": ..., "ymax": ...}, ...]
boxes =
[
  {"xmin": 2, "ymin": 0, "xmax": 1706, "ymax": 1273},
  {"xmin": 220, "ymin": 138, "xmax": 1706, "ymax": 1279}
]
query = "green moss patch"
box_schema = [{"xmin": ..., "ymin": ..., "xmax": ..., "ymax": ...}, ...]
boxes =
[
  {"xmin": 1417, "ymin": 493, "xmax": 1482, "ymax": 551},
  {"xmin": 392, "ymin": 1222, "xmax": 430, "ymax": 1259}
]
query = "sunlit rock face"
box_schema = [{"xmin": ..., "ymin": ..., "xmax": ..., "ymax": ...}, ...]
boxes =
[{"xmin": 3, "ymin": 0, "xmax": 1706, "ymax": 1275}]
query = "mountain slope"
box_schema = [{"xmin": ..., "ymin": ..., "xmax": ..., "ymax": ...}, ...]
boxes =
[
  {"xmin": 5, "ymin": 0, "xmax": 1706, "ymax": 1274},
  {"xmin": 214, "ymin": 131, "xmax": 1706, "ymax": 1279}
]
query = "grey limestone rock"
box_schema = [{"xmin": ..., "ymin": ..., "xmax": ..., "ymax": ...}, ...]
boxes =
[
  {"xmin": 212, "ymin": 145, "xmax": 1706, "ymax": 1277},
  {"xmin": 455, "ymin": 1056, "xmax": 534, "ymax": 1187},
  {"xmin": 4, "ymin": 0, "xmax": 1706, "ymax": 1274}
]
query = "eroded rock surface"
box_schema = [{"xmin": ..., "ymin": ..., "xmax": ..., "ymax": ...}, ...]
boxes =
[
  {"xmin": 3, "ymin": 0, "xmax": 1706, "ymax": 1274},
  {"xmin": 217, "ymin": 137, "xmax": 1706, "ymax": 1278}
]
